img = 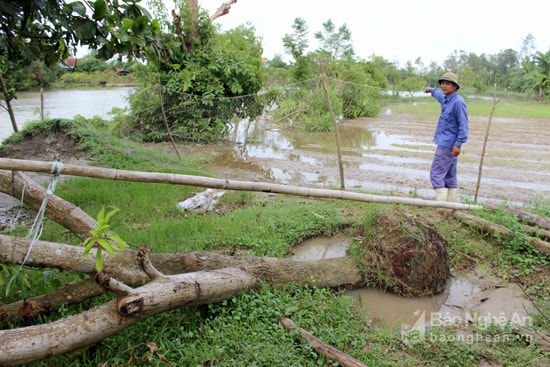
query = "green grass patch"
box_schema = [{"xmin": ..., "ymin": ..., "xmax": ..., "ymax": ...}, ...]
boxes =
[{"xmin": 385, "ymin": 99, "xmax": 550, "ymax": 119}]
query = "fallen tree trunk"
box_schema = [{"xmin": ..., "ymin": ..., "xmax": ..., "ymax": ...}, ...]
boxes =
[
  {"xmin": 0, "ymin": 158, "xmax": 483, "ymax": 210},
  {"xmin": 0, "ymin": 170, "xmax": 96, "ymax": 239},
  {"xmin": 0, "ymin": 235, "xmax": 363, "ymax": 289},
  {"xmin": 483, "ymin": 201, "xmax": 550, "ymax": 230},
  {"xmin": 454, "ymin": 211, "xmax": 550, "ymax": 255},
  {"xmin": 0, "ymin": 235, "xmax": 363, "ymax": 323},
  {"xmin": 0, "ymin": 266, "xmax": 257, "ymax": 366},
  {"xmin": 0, "ymin": 164, "xmax": 452, "ymax": 365}
]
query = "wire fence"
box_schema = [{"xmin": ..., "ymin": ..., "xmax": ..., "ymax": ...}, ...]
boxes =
[{"xmin": 142, "ymin": 76, "xmax": 550, "ymax": 144}]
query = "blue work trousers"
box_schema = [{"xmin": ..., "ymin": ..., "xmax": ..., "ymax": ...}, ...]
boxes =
[{"xmin": 430, "ymin": 146, "xmax": 458, "ymax": 189}]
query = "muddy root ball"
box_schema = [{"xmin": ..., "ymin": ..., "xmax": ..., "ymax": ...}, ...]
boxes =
[{"xmin": 358, "ymin": 207, "xmax": 450, "ymax": 297}]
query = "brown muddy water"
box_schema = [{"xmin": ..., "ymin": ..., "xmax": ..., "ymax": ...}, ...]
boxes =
[
  {"xmin": 290, "ymin": 235, "xmax": 534, "ymax": 332},
  {"xmin": 224, "ymin": 109, "xmax": 550, "ymax": 206}
]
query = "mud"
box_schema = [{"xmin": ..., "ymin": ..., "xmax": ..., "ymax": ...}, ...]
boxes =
[{"xmin": 213, "ymin": 111, "xmax": 550, "ymax": 205}]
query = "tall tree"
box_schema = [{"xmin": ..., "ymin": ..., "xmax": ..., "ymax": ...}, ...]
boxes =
[
  {"xmin": 282, "ymin": 17, "xmax": 315, "ymax": 81},
  {"xmin": 513, "ymin": 56, "xmax": 546, "ymax": 100},
  {"xmin": 121, "ymin": 0, "xmax": 268, "ymax": 143},
  {"xmin": 282, "ymin": 17, "xmax": 309, "ymax": 61},
  {"xmin": 532, "ymin": 50, "xmax": 550, "ymax": 99},
  {"xmin": 314, "ymin": 19, "xmax": 354, "ymax": 60},
  {"xmin": 519, "ymin": 33, "xmax": 537, "ymax": 62}
]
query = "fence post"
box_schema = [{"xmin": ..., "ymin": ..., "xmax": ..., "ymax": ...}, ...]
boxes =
[
  {"xmin": 474, "ymin": 84, "xmax": 499, "ymax": 202},
  {"xmin": 40, "ymin": 88, "xmax": 44, "ymax": 120},
  {"xmin": 320, "ymin": 73, "xmax": 345, "ymax": 190}
]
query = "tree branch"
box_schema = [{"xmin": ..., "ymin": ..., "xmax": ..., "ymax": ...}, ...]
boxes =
[
  {"xmin": 454, "ymin": 211, "xmax": 550, "ymax": 255},
  {"xmin": 0, "ymin": 277, "xmax": 103, "ymax": 323},
  {"xmin": 0, "ymin": 267, "xmax": 257, "ymax": 366},
  {"xmin": 209, "ymin": 0, "xmax": 238, "ymax": 22}
]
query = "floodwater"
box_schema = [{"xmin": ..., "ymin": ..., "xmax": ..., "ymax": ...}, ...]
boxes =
[
  {"xmin": 226, "ymin": 111, "xmax": 549, "ymax": 204},
  {"xmin": 228, "ymin": 115, "xmax": 437, "ymax": 199},
  {"xmin": 0, "ymin": 90, "xmax": 538, "ymax": 330},
  {"xmin": 290, "ymin": 235, "xmax": 533, "ymax": 331},
  {"xmin": 0, "ymin": 88, "xmax": 132, "ymax": 141}
]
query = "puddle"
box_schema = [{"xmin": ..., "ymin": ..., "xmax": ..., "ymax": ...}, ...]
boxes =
[
  {"xmin": 290, "ymin": 235, "xmax": 534, "ymax": 331},
  {"xmin": 289, "ymin": 233, "xmax": 350, "ymax": 260}
]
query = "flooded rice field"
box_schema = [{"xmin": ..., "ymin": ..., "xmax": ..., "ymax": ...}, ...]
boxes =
[{"xmin": 214, "ymin": 109, "xmax": 550, "ymax": 206}]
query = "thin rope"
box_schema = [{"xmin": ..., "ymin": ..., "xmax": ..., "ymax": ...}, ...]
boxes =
[
  {"xmin": 7, "ymin": 183, "xmax": 27, "ymax": 232},
  {"xmin": 5, "ymin": 161, "xmax": 64, "ymax": 297}
]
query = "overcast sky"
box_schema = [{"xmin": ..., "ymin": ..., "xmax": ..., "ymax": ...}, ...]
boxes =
[{"xmin": 197, "ymin": 0, "xmax": 550, "ymax": 66}]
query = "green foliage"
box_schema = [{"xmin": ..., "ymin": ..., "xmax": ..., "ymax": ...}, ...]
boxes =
[
  {"xmin": 525, "ymin": 196, "xmax": 550, "ymax": 217},
  {"xmin": 282, "ymin": 18, "xmax": 309, "ymax": 60},
  {"xmin": 397, "ymin": 76, "xmax": 423, "ymax": 101},
  {"xmin": 0, "ymin": 57, "xmax": 30, "ymax": 98},
  {"xmin": 339, "ymin": 61, "xmax": 383, "ymax": 118},
  {"xmin": 273, "ymin": 82, "xmax": 338, "ymax": 132},
  {"xmin": 0, "ymin": 0, "xmax": 162, "ymax": 66},
  {"xmin": 276, "ymin": 17, "xmax": 388, "ymax": 125},
  {"xmin": 0, "ymin": 264, "xmax": 87, "ymax": 303},
  {"xmin": 274, "ymin": 67, "xmax": 383, "ymax": 131},
  {"xmin": 123, "ymin": 7, "xmax": 269, "ymax": 143},
  {"xmin": 314, "ymin": 19, "xmax": 354, "ymax": 60},
  {"xmin": 73, "ymin": 58, "xmax": 108, "ymax": 73},
  {"xmin": 83, "ymin": 207, "xmax": 129, "ymax": 272},
  {"xmin": 47, "ymin": 285, "xmax": 372, "ymax": 367},
  {"xmin": 57, "ymin": 181, "xmax": 352, "ymax": 257},
  {"xmin": 303, "ymin": 87, "xmax": 341, "ymax": 132}
]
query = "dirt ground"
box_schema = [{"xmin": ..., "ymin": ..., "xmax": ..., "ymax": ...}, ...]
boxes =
[{"xmin": 356, "ymin": 112, "xmax": 550, "ymax": 205}]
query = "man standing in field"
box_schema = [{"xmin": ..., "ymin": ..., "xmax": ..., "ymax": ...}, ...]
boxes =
[{"xmin": 424, "ymin": 72, "xmax": 469, "ymax": 202}]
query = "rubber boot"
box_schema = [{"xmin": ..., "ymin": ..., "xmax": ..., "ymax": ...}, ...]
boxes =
[
  {"xmin": 447, "ymin": 188, "xmax": 458, "ymax": 203},
  {"xmin": 435, "ymin": 188, "xmax": 448, "ymax": 201}
]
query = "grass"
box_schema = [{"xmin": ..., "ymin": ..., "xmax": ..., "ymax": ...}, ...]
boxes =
[
  {"xmin": 385, "ymin": 97, "xmax": 550, "ymax": 119},
  {"xmin": 1, "ymin": 116, "xmax": 549, "ymax": 366}
]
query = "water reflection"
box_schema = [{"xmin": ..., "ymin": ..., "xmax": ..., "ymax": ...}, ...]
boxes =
[
  {"xmin": 0, "ymin": 88, "xmax": 132, "ymax": 140},
  {"xmin": 229, "ymin": 116, "xmax": 431, "ymax": 193},
  {"xmin": 232, "ymin": 117, "xmax": 382, "ymax": 157}
]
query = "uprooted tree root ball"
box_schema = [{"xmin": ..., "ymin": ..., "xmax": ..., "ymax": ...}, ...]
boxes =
[{"xmin": 356, "ymin": 207, "xmax": 450, "ymax": 297}]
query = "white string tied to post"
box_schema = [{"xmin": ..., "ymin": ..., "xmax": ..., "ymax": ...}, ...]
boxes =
[{"xmin": 5, "ymin": 161, "xmax": 64, "ymax": 296}]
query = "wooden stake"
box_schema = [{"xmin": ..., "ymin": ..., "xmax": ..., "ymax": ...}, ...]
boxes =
[
  {"xmin": 157, "ymin": 82, "xmax": 182, "ymax": 161},
  {"xmin": 320, "ymin": 73, "xmax": 345, "ymax": 189},
  {"xmin": 474, "ymin": 84, "xmax": 499, "ymax": 202},
  {"xmin": 279, "ymin": 317, "xmax": 369, "ymax": 367}
]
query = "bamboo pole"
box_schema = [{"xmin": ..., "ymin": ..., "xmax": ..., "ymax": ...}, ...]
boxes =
[
  {"xmin": 474, "ymin": 84, "xmax": 499, "ymax": 202},
  {"xmin": 0, "ymin": 158, "xmax": 482, "ymax": 210},
  {"xmin": 320, "ymin": 73, "xmax": 345, "ymax": 189}
]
